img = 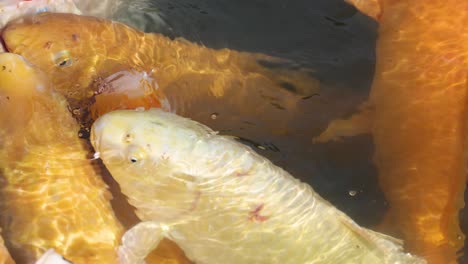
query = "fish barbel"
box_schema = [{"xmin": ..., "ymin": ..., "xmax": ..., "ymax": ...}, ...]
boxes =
[
  {"xmin": 0, "ymin": 53, "xmax": 123, "ymax": 263},
  {"xmin": 91, "ymin": 108, "xmax": 426, "ymax": 264}
]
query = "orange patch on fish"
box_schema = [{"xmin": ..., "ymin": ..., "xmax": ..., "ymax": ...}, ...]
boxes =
[{"xmin": 90, "ymin": 69, "xmax": 166, "ymax": 119}]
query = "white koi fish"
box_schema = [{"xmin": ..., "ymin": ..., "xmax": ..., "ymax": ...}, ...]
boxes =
[{"xmin": 91, "ymin": 108, "xmax": 426, "ymax": 264}]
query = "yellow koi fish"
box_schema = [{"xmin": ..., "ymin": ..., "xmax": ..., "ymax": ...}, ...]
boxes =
[{"xmin": 0, "ymin": 52, "xmax": 123, "ymax": 263}]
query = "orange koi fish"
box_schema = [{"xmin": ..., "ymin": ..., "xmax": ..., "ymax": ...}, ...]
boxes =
[
  {"xmin": 2, "ymin": 13, "xmax": 317, "ymax": 130},
  {"xmin": 315, "ymin": 0, "xmax": 468, "ymax": 263}
]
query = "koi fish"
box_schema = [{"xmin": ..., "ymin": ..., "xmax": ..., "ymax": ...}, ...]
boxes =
[
  {"xmin": 1, "ymin": 13, "xmax": 318, "ymax": 129},
  {"xmin": 315, "ymin": 0, "xmax": 468, "ymax": 263},
  {"xmin": 0, "ymin": 52, "xmax": 123, "ymax": 263},
  {"xmin": 90, "ymin": 108, "xmax": 426, "ymax": 264}
]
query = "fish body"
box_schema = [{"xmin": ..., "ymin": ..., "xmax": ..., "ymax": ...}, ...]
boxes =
[
  {"xmin": 315, "ymin": 0, "xmax": 468, "ymax": 262},
  {"xmin": 91, "ymin": 108, "xmax": 426, "ymax": 264},
  {"xmin": 2, "ymin": 13, "xmax": 318, "ymax": 126},
  {"xmin": 0, "ymin": 53, "xmax": 123, "ymax": 263}
]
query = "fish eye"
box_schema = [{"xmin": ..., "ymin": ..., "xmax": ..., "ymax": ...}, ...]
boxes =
[
  {"xmin": 127, "ymin": 146, "xmax": 147, "ymax": 163},
  {"xmin": 53, "ymin": 50, "xmax": 73, "ymax": 68},
  {"xmin": 57, "ymin": 58, "xmax": 73, "ymax": 67}
]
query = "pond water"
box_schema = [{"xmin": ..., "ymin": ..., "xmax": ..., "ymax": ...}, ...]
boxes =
[
  {"xmin": 112, "ymin": 0, "xmax": 383, "ymax": 225},
  {"xmin": 0, "ymin": 0, "xmax": 467, "ymax": 263},
  {"xmin": 105, "ymin": 0, "xmax": 468, "ymax": 262}
]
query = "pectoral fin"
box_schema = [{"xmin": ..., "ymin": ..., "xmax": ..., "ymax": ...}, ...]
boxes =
[
  {"xmin": 119, "ymin": 221, "xmax": 167, "ymax": 264},
  {"xmin": 313, "ymin": 101, "xmax": 374, "ymax": 143}
]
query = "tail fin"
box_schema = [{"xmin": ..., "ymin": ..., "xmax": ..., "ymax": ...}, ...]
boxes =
[{"xmin": 338, "ymin": 213, "xmax": 427, "ymax": 264}]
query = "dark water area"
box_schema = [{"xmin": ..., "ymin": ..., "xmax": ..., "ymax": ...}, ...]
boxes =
[{"xmin": 114, "ymin": 0, "xmax": 386, "ymax": 227}]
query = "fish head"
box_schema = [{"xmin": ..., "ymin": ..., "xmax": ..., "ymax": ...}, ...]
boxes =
[
  {"xmin": 91, "ymin": 108, "xmax": 209, "ymax": 220},
  {"xmin": 2, "ymin": 13, "xmax": 109, "ymax": 99},
  {"xmin": 91, "ymin": 108, "xmax": 210, "ymax": 166},
  {"xmin": 92, "ymin": 109, "xmax": 163, "ymax": 166}
]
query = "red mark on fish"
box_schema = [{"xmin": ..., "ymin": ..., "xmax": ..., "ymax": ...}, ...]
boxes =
[
  {"xmin": 43, "ymin": 41, "xmax": 52, "ymax": 49},
  {"xmin": 249, "ymin": 204, "xmax": 269, "ymax": 222},
  {"xmin": 235, "ymin": 171, "xmax": 249, "ymax": 177}
]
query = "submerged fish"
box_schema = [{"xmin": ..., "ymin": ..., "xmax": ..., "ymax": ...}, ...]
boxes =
[
  {"xmin": 1, "ymin": 13, "xmax": 317, "ymax": 127},
  {"xmin": 315, "ymin": 0, "xmax": 468, "ymax": 262},
  {"xmin": 0, "ymin": 53, "xmax": 123, "ymax": 263},
  {"xmin": 91, "ymin": 108, "xmax": 426, "ymax": 264}
]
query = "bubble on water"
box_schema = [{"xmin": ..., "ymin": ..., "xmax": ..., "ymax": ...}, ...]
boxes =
[
  {"xmin": 90, "ymin": 152, "xmax": 101, "ymax": 161},
  {"xmin": 72, "ymin": 108, "xmax": 81, "ymax": 115},
  {"xmin": 348, "ymin": 190, "xmax": 357, "ymax": 196},
  {"xmin": 210, "ymin": 113, "xmax": 219, "ymax": 120},
  {"xmin": 78, "ymin": 128, "xmax": 90, "ymax": 139},
  {"xmin": 36, "ymin": 83, "xmax": 45, "ymax": 92}
]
